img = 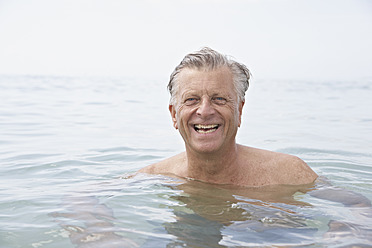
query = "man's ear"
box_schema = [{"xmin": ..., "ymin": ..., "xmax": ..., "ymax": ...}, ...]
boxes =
[
  {"xmin": 169, "ymin": 105, "xmax": 178, "ymax": 129},
  {"xmin": 238, "ymin": 101, "xmax": 245, "ymax": 127}
]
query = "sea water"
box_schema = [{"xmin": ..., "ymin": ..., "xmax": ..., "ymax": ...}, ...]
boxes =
[{"xmin": 0, "ymin": 75, "xmax": 371, "ymax": 247}]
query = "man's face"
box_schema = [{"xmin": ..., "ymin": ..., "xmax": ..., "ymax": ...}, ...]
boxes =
[{"xmin": 169, "ymin": 66, "xmax": 244, "ymax": 154}]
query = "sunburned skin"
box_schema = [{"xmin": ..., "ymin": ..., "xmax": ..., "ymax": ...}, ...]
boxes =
[{"xmin": 140, "ymin": 145, "xmax": 317, "ymax": 187}]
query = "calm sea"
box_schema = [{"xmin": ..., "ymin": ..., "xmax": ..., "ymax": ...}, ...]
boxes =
[{"xmin": 1, "ymin": 75, "xmax": 371, "ymax": 247}]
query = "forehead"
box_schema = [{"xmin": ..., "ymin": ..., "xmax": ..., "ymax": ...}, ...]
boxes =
[{"xmin": 177, "ymin": 66, "xmax": 235, "ymax": 93}]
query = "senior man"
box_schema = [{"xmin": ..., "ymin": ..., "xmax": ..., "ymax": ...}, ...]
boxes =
[{"xmin": 140, "ymin": 47, "xmax": 317, "ymax": 186}]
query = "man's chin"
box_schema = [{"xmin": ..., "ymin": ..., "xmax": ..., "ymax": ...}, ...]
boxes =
[{"xmin": 187, "ymin": 142, "xmax": 222, "ymax": 154}]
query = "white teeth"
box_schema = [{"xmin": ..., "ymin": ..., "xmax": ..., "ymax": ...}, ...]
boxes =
[
  {"xmin": 197, "ymin": 129, "xmax": 216, "ymax": 134},
  {"xmin": 195, "ymin": 124, "xmax": 219, "ymax": 129},
  {"xmin": 194, "ymin": 124, "xmax": 219, "ymax": 134}
]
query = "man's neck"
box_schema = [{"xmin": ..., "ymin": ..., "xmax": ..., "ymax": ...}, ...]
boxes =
[{"xmin": 185, "ymin": 143, "xmax": 241, "ymax": 184}]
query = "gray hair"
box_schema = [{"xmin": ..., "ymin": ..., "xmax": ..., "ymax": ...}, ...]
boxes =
[{"xmin": 167, "ymin": 47, "xmax": 251, "ymax": 105}]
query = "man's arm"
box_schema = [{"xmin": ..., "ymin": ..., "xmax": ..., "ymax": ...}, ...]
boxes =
[{"xmin": 310, "ymin": 184, "xmax": 371, "ymax": 208}]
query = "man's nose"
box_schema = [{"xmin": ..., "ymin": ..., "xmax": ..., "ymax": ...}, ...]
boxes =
[{"xmin": 196, "ymin": 97, "xmax": 216, "ymax": 116}]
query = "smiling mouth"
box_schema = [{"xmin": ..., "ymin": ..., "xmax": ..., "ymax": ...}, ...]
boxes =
[{"xmin": 194, "ymin": 124, "xmax": 220, "ymax": 134}]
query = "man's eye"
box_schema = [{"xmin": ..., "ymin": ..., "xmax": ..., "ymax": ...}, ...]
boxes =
[
  {"xmin": 213, "ymin": 97, "xmax": 227, "ymax": 105},
  {"xmin": 184, "ymin": 98, "xmax": 198, "ymax": 105}
]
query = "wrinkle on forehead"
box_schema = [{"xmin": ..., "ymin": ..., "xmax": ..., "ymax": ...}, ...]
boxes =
[
  {"xmin": 178, "ymin": 66, "xmax": 233, "ymax": 84},
  {"xmin": 176, "ymin": 67, "xmax": 237, "ymax": 102}
]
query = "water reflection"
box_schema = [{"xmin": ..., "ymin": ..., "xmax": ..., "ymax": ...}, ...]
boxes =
[
  {"xmin": 159, "ymin": 179, "xmax": 318, "ymax": 247},
  {"xmin": 51, "ymin": 195, "xmax": 139, "ymax": 248},
  {"xmin": 51, "ymin": 175, "xmax": 372, "ymax": 247}
]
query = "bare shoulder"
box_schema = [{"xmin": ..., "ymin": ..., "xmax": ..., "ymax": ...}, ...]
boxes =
[
  {"xmin": 239, "ymin": 145, "xmax": 318, "ymax": 185},
  {"xmin": 138, "ymin": 152, "xmax": 187, "ymax": 176},
  {"xmin": 276, "ymin": 152, "xmax": 318, "ymax": 184}
]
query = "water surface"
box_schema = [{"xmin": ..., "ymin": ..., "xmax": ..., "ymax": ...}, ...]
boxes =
[{"xmin": 1, "ymin": 75, "xmax": 371, "ymax": 247}]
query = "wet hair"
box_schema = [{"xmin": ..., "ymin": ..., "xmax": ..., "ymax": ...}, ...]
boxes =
[{"xmin": 167, "ymin": 47, "xmax": 251, "ymax": 105}]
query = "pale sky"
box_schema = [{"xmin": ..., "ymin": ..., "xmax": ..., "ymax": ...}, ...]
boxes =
[{"xmin": 0, "ymin": 0, "xmax": 371, "ymax": 80}]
